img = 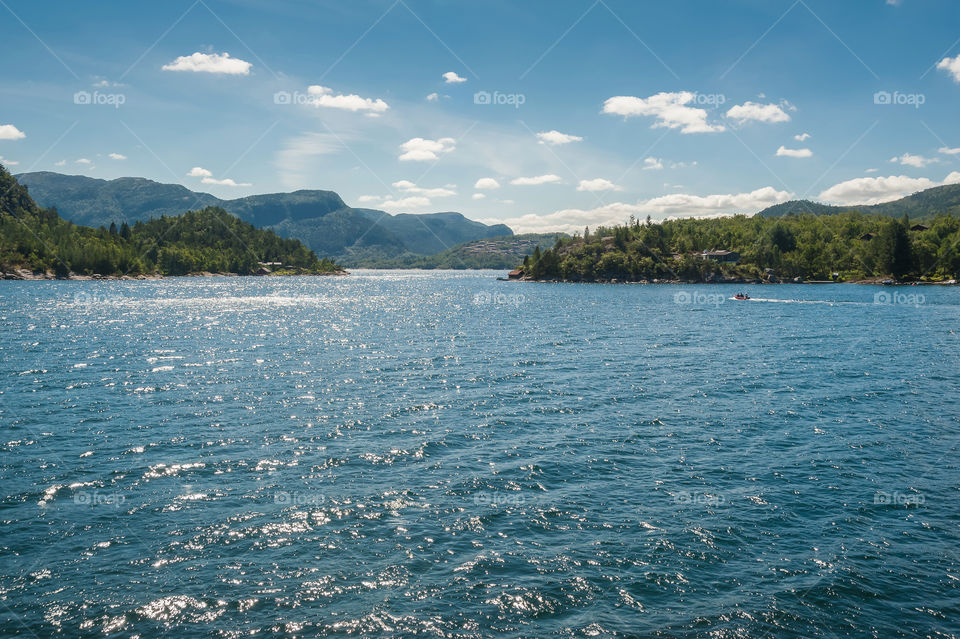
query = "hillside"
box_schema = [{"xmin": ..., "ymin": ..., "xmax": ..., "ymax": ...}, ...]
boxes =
[
  {"xmin": 0, "ymin": 165, "xmax": 341, "ymax": 277},
  {"xmin": 15, "ymin": 172, "xmax": 513, "ymax": 265},
  {"xmin": 519, "ymin": 212, "xmax": 960, "ymax": 283},
  {"xmin": 351, "ymin": 233, "xmax": 566, "ymax": 269},
  {"xmin": 758, "ymin": 183, "xmax": 960, "ymax": 220}
]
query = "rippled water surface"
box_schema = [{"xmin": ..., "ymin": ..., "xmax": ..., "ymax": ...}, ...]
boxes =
[{"xmin": 1, "ymin": 271, "xmax": 958, "ymax": 638}]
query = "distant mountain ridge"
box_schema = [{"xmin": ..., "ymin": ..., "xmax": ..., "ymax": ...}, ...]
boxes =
[
  {"xmin": 15, "ymin": 172, "xmax": 513, "ymax": 265},
  {"xmin": 758, "ymin": 183, "xmax": 960, "ymax": 220}
]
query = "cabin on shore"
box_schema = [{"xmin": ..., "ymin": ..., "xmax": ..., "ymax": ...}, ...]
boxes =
[
  {"xmin": 508, "ymin": 269, "xmax": 524, "ymax": 280},
  {"xmin": 910, "ymin": 224, "xmax": 930, "ymax": 232},
  {"xmin": 700, "ymin": 249, "xmax": 740, "ymax": 264}
]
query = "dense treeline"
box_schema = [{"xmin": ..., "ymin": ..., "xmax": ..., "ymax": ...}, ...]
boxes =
[
  {"xmin": 522, "ymin": 213, "xmax": 960, "ymax": 282},
  {"xmin": 0, "ymin": 165, "xmax": 341, "ymax": 276}
]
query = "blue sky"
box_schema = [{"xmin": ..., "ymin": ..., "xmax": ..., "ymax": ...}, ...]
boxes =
[{"xmin": 1, "ymin": 0, "xmax": 959, "ymax": 232}]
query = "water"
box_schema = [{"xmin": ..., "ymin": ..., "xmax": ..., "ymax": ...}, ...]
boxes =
[{"xmin": 1, "ymin": 271, "xmax": 958, "ymax": 638}]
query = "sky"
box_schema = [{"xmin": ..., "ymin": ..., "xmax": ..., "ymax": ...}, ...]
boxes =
[{"xmin": 1, "ymin": 0, "xmax": 959, "ymax": 233}]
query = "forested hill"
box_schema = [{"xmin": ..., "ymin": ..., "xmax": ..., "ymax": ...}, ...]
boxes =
[
  {"xmin": 15, "ymin": 171, "xmax": 513, "ymax": 264},
  {"xmin": 758, "ymin": 183, "xmax": 960, "ymax": 220},
  {"xmin": 0, "ymin": 165, "xmax": 342, "ymax": 277},
  {"xmin": 519, "ymin": 212, "xmax": 960, "ymax": 283}
]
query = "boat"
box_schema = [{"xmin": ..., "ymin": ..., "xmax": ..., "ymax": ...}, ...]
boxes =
[{"xmin": 733, "ymin": 293, "xmax": 751, "ymax": 300}]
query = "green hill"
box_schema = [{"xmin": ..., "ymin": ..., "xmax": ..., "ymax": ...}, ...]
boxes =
[
  {"xmin": 15, "ymin": 172, "xmax": 513, "ymax": 265},
  {"xmin": 0, "ymin": 165, "xmax": 341, "ymax": 277},
  {"xmin": 520, "ymin": 212, "xmax": 960, "ymax": 283},
  {"xmin": 758, "ymin": 184, "xmax": 960, "ymax": 221}
]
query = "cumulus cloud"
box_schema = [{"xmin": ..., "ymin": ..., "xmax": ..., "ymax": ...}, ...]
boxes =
[
  {"xmin": 726, "ymin": 101, "xmax": 791, "ymax": 124},
  {"xmin": 602, "ymin": 92, "xmax": 725, "ymax": 134},
  {"xmin": 75, "ymin": 158, "xmax": 92, "ymax": 164},
  {"xmin": 0, "ymin": 156, "xmax": 19, "ymax": 166},
  {"xmin": 162, "ymin": 52, "xmax": 252, "ymax": 75},
  {"xmin": 776, "ymin": 146, "xmax": 813, "ymax": 158},
  {"xmin": 442, "ymin": 71, "xmax": 467, "ymax": 84},
  {"xmin": 201, "ymin": 177, "xmax": 252, "ymax": 187},
  {"xmin": 306, "ymin": 85, "xmax": 389, "ymax": 114},
  {"xmin": 392, "ymin": 179, "xmax": 456, "ymax": 198},
  {"xmin": 536, "ymin": 130, "xmax": 583, "ymax": 145},
  {"xmin": 472, "ymin": 193, "xmax": 485, "ymax": 200},
  {"xmin": 939, "ymin": 146, "xmax": 960, "ymax": 155},
  {"xmin": 577, "ymin": 178, "xmax": 620, "ymax": 192},
  {"xmin": 474, "ymin": 177, "xmax": 500, "ymax": 190},
  {"xmin": 399, "ymin": 137, "xmax": 456, "ymax": 161},
  {"xmin": 510, "ymin": 174, "xmax": 563, "ymax": 186},
  {"xmin": 108, "ymin": 153, "xmax": 127, "ymax": 160},
  {"xmin": 937, "ymin": 54, "xmax": 960, "ymax": 83},
  {"xmin": 818, "ymin": 172, "xmax": 960, "ymax": 205},
  {"xmin": 642, "ymin": 157, "xmax": 664, "ymax": 170},
  {"xmin": 0, "ymin": 124, "xmax": 26, "ymax": 140},
  {"xmin": 380, "ymin": 196, "xmax": 431, "ymax": 211},
  {"xmin": 426, "ymin": 92, "xmax": 439, "ymax": 101},
  {"xmin": 889, "ymin": 152, "xmax": 937, "ymax": 168},
  {"xmin": 54, "ymin": 160, "xmax": 66, "ymax": 167},
  {"xmin": 480, "ymin": 186, "xmax": 792, "ymax": 234},
  {"xmin": 795, "ymin": 132, "xmax": 811, "ymax": 141},
  {"xmin": 356, "ymin": 195, "xmax": 381, "ymax": 204},
  {"xmin": 187, "ymin": 166, "xmax": 213, "ymax": 178}
]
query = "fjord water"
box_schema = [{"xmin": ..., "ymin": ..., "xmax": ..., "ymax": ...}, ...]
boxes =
[{"xmin": 1, "ymin": 271, "xmax": 957, "ymax": 638}]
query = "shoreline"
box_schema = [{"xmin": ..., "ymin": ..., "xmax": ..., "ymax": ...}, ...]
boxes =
[
  {"xmin": 511, "ymin": 277, "xmax": 957, "ymax": 286},
  {"xmin": 1, "ymin": 269, "xmax": 350, "ymax": 281}
]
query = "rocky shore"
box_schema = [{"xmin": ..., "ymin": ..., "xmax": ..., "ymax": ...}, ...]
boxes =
[{"xmin": 2, "ymin": 269, "xmax": 349, "ymax": 280}]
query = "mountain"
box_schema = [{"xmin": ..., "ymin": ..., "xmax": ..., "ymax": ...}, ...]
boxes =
[
  {"xmin": 0, "ymin": 165, "xmax": 340, "ymax": 277},
  {"xmin": 349, "ymin": 233, "xmax": 566, "ymax": 269},
  {"xmin": 15, "ymin": 172, "xmax": 513, "ymax": 266},
  {"xmin": 758, "ymin": 183, "xmax": 960, "ymax": 220}
]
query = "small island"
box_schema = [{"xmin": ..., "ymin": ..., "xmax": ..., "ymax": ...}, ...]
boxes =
[
  {"xmin": 0, "ymin": 166, "xmax": 345, "ymax": 279},
  {"xmin": 515, "ymin": 213, "xmax": 960, "ymax": 284}
]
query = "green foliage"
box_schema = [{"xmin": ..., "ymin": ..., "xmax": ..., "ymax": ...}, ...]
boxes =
[
  {"xmin": 0, "ymin": 166, "xmax": 341, "ymax": 276},
  {"xmin": 521, "ymin": 212, "xmax": 960, "ymax": 282}
]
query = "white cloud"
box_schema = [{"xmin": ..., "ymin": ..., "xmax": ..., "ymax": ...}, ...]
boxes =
[
  {"xmin": 818, "ymin": 172, "xmax": 960, "ymax": 205},
  {"xmin": 201, "ymin": 177, "xmax": 251, "ymax": 187},
  {"xmin": 602, "ymin": 92, "xmax": 725, "ymax": 134},
  {"xmin": 162, "ymin": 52, "xmax": 252, "ymax": 75},
  {"xmin": 865, "ymin": 168, "xmax": 879, "ymax": 173},
  {"xmin": 938, "ymin": 146, "xmax": 960, "ymax": 155},
  {"xmin": 795, "ymin": 132, "xmax": 811, "ymax": 141},
  {"xmin": 0, "ymin": 156, "xmax": 19, "ymax": 166},
  {"xmin": 442, "ymin": 71, "xmax": 467, "ymax": 84},
  {"xmin": 426, "ymin": 92, "xmax": 439, "ymax": 102},
  {"xmin": 472, "ymin": 193, "xmax": 486, "ymax": 200},
  {"xmin": 642, "ymin": 157, "xmax": 664, "ymax": 170},
  {"xmin": 481, "ymin": 186, "xmax": 792, "ymax": 234},
  {"xmin": 937, "ymin": 54, "xmax": 960, "ymax": 83},
  {"xmin": 399, "ymin": 137, "xmax": 456, "ymax": 161},
  {"xmin": 392, "ymin": 179, "xmax": 456, "ymax": 198},
  {"xmin": 75, "ymin": 158, "xmax": 92, "ymax": 164},
  {"xmin": 0, "ymin": 124, "xmax": 26, "ymax": 140},
  {"xmin": 776, "ymin": 146, "xmax": 813, "ymax": 158},
  {"xmin": 187, "ymin": 166, "xmax": 213, "ymax": 178},
  {"xmin": 54, "ymin": 160, "xmax": 66, "ymax": 167},
  {"xmin": 474, "ymin": 177, "xmax": 500, "ymax": 190},
  {"xmin": 510, "ymin": 174, "xmax": 562, "ymax": 186},
  {"xmin": 108, "ymin": 153, "xmax": 127, "ymax": 160},
  {"xmin": 889, "ymin": 152, "xmax": 937, "ymax": 168},
  {"xmin": 356, "ymin": 195, "xmax": 381, "ymax": 204},
  {"xmin": 726, "ymin": 101, "xmax": 791, "ymax": 124},
  {"xmin": 536, "ymin": 130, "xmax": 583, "ymax": 145},
  {"xmin": 577, "ymin": 178, "xmax": 620, "ymax": 192},
  {"xmin": 380, "ymin": 196, "xmax": 431, "ymax": 211},
  {"xmin": 306, "ymin": 85, "xmax": 389, "ymax": 114}
]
